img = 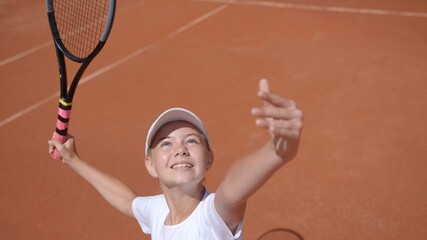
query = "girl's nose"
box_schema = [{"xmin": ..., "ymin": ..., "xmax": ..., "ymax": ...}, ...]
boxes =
[{"xmin": 174, "ymin": 144, "xmax": 189, "ymax": 157}]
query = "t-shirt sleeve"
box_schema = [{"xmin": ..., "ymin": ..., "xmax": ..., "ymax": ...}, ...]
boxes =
[
  {"xmin": 132, "ymin": 196, "xmax": 154, "ymax": 234},
  {"xmin": 203, "ymin": 193, "xmax": 244, "ymax": 239}
]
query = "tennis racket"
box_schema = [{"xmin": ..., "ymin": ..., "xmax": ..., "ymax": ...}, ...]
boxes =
[{"xmin": 47, "ymin": 0, "xmax": 116, "ymax": 160}]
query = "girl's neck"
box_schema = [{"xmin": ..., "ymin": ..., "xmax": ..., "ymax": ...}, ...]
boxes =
[{"xmin": 162, "ymin": 186, "xmax": 206, "ymax": 225}]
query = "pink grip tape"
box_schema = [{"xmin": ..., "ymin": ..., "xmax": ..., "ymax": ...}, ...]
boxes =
[
  {"xmin": 56, "ymin": 107, "xmax": 71, "ymax": 132},
  {"xmin": 52, "ymin": 132, "xmax": 67, "ymax": 160},
  {"xmin": 54, "ymin": 132, "xmax": 68, "ymax": 144},
  {"xmin": 56, "ymin": 119, "xmax": 69, "ymax": 130},
  {"xmin": 58, "ymin": 108, "xmax": 71, "ymax": 119},
  {"xmin": 51, "ymin": 105, "xmax": 71, "ymax": 160}
]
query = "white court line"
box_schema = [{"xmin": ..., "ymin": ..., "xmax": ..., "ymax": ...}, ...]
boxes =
[
  {"xmin": 168, "ymin": 4, "xmax": 228, "ymax": 37},
  {"xmin": 0, "ymin": 1, "xmax": 147, "ymax": 68},
  {"xmin": 81, "ymin": 4, "xmax": 229, "ymax": 85},
  {"xmin": 0, "ymin": 4, "xmax": 228, "ymax": 128},
  {"xmin": 0, "ymin": 41, "xmax": 52, "ymax": 67},
  {"xmin": 195, "ymin": 0, "xmax": 427, "ymax": 18},
  {"xmin": 2, "ymin": 1, "xmax": 426, "ymax": 68},
  {"xmin": 0, "ymin": 93, "xmax": 60, "ymax": 128}
]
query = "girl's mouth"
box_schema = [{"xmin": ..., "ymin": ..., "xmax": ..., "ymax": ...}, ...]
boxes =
[{"xmin": 171, "ymin": 163, "xmax": 193, "ymax": 170}]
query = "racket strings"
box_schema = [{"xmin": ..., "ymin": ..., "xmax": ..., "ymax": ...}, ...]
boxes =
[{"xmin": 54, "ymin": 0, "xmax": 109, "ymax": 59}]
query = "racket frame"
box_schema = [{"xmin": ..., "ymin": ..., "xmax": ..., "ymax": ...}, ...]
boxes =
[{"xmin": 46, "ymin": 0, "xmax": 116, "ymax": 159}]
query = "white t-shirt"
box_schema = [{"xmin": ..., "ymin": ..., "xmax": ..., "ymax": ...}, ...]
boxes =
[{"xmin": 132, "ymin": 190, "xmax": 243, "ymax": 240}]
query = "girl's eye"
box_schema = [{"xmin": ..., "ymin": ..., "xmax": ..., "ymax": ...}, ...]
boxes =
[
  {"xmin": 187, "ymin": 138, "xmax": 199, "ymax": 144},
  {"xmin": 160, "ymin": 141, "xmax": 172, "ymax": 147}
]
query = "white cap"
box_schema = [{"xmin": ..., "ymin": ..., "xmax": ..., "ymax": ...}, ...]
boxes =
[{"xmin": 145, "ymin": 108, "xmax": 210, "ymax": 156}]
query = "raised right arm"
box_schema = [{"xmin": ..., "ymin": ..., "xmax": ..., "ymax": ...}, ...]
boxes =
[{"xmin": 48, "ymin": 135, "xmax": 137, "ymax": 218}]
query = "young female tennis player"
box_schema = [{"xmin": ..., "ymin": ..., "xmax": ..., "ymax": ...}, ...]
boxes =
[{"xmin": 48, "ymin": 79, "xmax": 303, "ymax": 239}]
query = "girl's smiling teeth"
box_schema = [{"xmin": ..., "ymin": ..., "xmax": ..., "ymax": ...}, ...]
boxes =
[{"xmin": 171, "ymin": 163, "xmax": 194, "ymax": 170}]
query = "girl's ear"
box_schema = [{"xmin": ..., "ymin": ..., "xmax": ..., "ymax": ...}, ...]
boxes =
[
  {"xmin": 206, "ymin": 150, "xmax": 214, "ymax": 170},
  {"xmin": 145, "ymin": 156, "xmax": 158, "ymax": 178}
]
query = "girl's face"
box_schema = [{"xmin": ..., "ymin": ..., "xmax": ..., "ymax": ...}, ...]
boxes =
[{"xmin": 145, "ymin": 121, "xmax": 213, "ymax": 189}]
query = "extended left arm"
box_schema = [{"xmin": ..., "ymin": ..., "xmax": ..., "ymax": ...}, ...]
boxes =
[{"xmin": 215, "ymin": 79, "xmax": 303, "ymax": 231}]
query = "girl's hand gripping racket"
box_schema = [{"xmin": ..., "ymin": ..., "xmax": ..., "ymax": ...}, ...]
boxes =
[{"xmin": 47, "ymin": 0, "xmax": 116, "ymax": 160}]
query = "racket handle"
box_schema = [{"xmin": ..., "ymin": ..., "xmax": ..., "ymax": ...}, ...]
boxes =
[
  {"xmin": 51, "ymin": 132, "xmax": 67, "ymax": 160},
  {"xmin": 51, "ymin": 100, "xmax": 72, "ymax": 160}
]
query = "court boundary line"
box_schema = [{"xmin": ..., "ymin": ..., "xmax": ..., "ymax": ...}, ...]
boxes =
[
  {"xmin": 3, "ymin": 0, "xmax": 425, "ymax": 68},
  {"xmin": 0, "ymin": 4, "xmax": 229, "ymax": 128},
  {"xmin": 195, "ymin": 0, "xmax": 427, "ymax": 18},
  {"xmin": 0, "ymin": 42, "xmax": 52, "ymax": 67}
]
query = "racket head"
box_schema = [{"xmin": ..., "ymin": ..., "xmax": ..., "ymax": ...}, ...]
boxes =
[{"xmin": 47, "ymin": 0, "xmax": 116, "ymax": 63}]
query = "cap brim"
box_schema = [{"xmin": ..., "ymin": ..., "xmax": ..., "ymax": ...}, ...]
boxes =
[{"xmin": 145, "ymin": 108, "xmax": 209, "ymax": 156}]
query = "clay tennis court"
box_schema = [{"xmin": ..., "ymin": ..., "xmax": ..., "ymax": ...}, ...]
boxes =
[{"xmin": 1, "ymin": 0, "xmax": 427, "ymax": 239}]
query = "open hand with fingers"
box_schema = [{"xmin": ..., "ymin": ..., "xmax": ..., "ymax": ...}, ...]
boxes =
[{"xmin": 251, "ymin": 79, "xmax": 303, "ymax": 162}]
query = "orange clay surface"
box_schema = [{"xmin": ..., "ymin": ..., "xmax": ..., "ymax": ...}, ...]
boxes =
[{"xmin": 1, "ymin": 0, "xmax": 427, "ymax": 239}]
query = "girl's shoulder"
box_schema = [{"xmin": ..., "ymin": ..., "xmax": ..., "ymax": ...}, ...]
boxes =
[{"xmin": 133, "ymin": 194, "xmax": 168, "ymax": 213}]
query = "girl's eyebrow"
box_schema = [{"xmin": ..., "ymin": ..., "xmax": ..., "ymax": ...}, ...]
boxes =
[
  {"xmin": 152, "ymin": 136, "xmax": 170, "ymax": 147},
  {"xmin": 156, "ymin": 132, "xmax": 200, "ymax": 143},
  {"xmin": 186, "ymin": 133, "xmax": 201, "ymax": 138}
]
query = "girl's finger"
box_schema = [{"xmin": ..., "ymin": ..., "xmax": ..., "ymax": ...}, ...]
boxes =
[
  {"xmin": 251, "ymin": 106, "xmax": 302, "ymax": 120},
  {"xmin": 270, "ymin": 119, "xmax": 303, "ymax": 131},
  {"xmin": 48, "ymin": 143, "xmax": 54, "ymax": 154},
  {"xmin": 259, "ymin": 79, "xmax": 271, "ymax": 95},
  {"xmin": 258, "ymin": 91, "xmax": 296, "ymax": 108},
  {"xmin": 255, "ymin": 118, "xmax": 268, "ymax": 129}
]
